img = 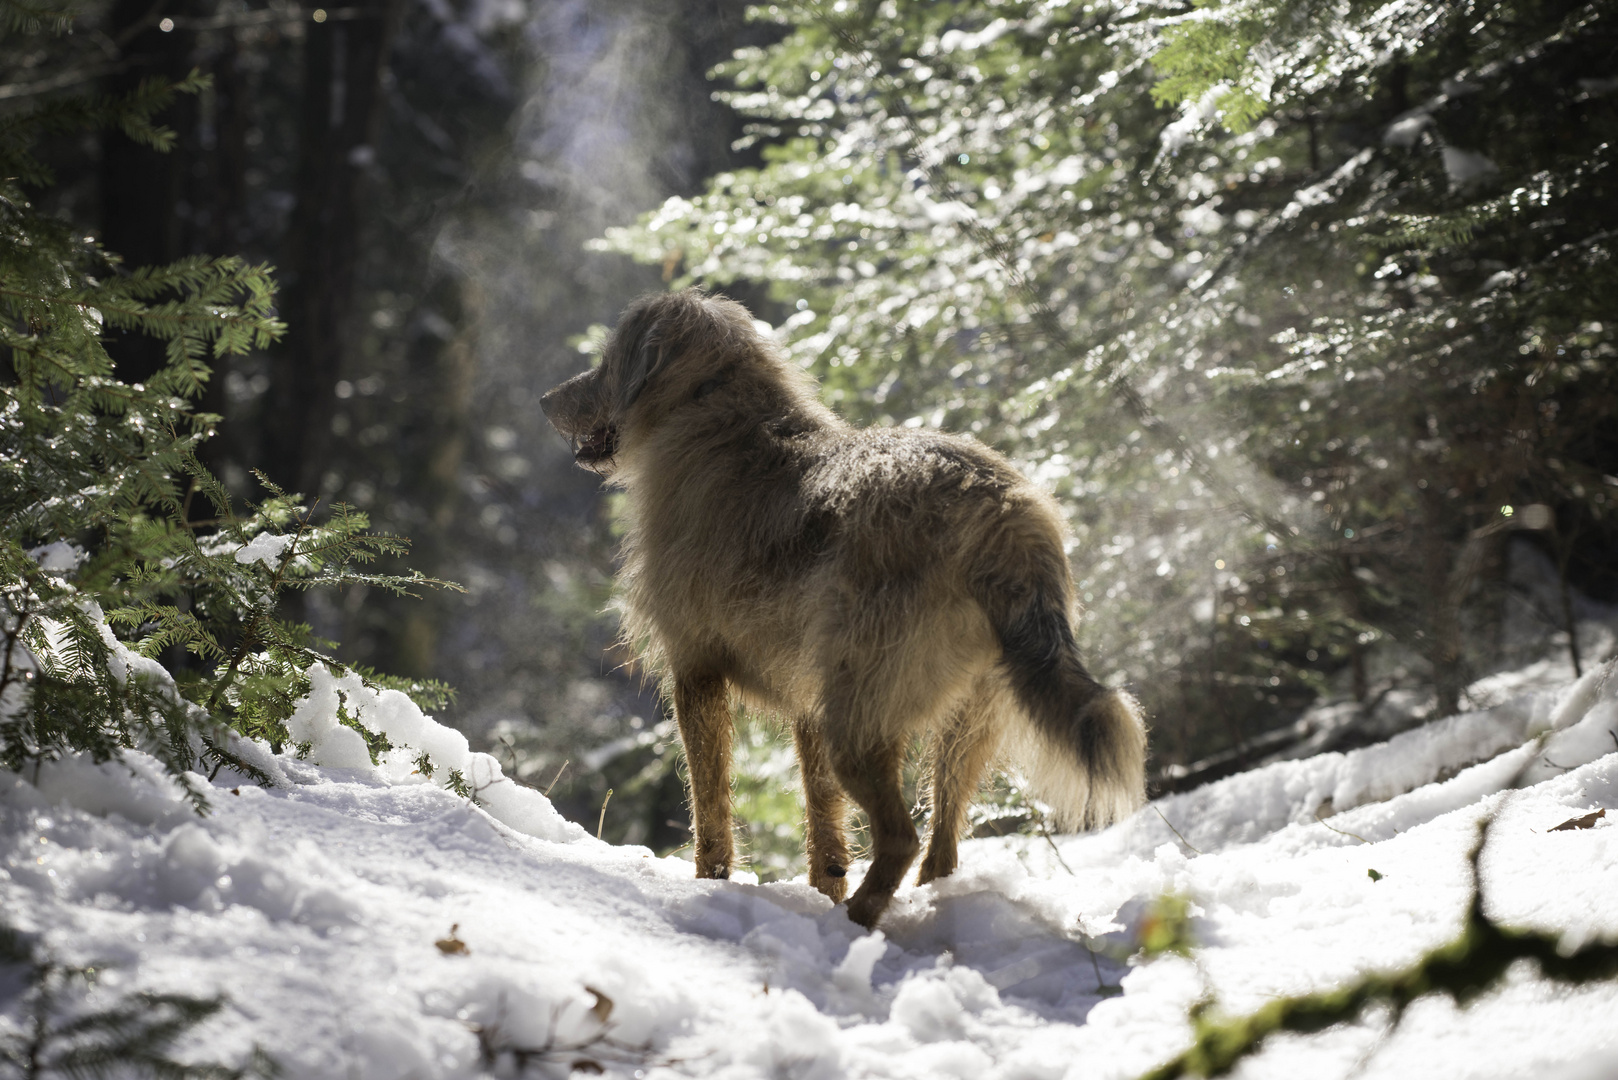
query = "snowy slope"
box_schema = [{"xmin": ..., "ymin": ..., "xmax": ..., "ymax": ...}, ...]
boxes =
[{"xmin": 4, "ymin": 657, "xmax": 1617, "ymax": 1079}]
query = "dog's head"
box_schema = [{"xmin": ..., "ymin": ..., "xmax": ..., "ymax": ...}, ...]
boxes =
[{"xmin": 540, "ymin": 289, "xmax": 766, "ymax": 478}]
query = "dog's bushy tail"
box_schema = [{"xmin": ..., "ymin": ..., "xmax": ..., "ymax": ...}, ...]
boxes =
[{"xmin": 971, "ymin": 513, "xmax": 1147, "ymax": 830}]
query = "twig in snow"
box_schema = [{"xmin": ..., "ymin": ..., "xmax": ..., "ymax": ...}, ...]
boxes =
[
  {"xmin": 1036, "ymin": 812, "xmax": 1077, "ymax": 875},
  {"xmin": 1153, "ymin": 805, "xmax": 1204, "ymax": 855},
  {"xmin": 494, "ymin": 735, "xmax": 541, "ymax": 790},
  {"xmin": 1080, "ymin": 936, "xmax": 1124, "ymax": 998},
  {"xmin": 467, "ymin": 992, "xmax": 687, "ymax": 1076},
  {"xmin": 1314, "ymin": 804, "xmax": 1371, "ymax": 845},
  {"xmin": 597, "ymin": 788, "xmax": 614, "ymax": 840},
  {"xmin": 1340, "ymin": 1003, "xmax": 1399, "ymax": 1080},
  {"xmin": 544, "ymin": 759, "xmax": 570, "ymax": 797}
]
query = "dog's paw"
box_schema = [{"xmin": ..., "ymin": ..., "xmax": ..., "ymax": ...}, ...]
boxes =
[
  {"xmin": 811, "ymin": 868, "xmax": 848, "ymax": 904},
  {"xmin": 843, "ymin": 888, "xmax": 887, "ymax": 931}
]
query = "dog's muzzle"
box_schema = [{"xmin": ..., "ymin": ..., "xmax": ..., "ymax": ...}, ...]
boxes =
[
  {"xmin": 540, "ymin": 374, "xmax": 618, "ymax": 473},
  {"xmin": 572, "ymin": 426, "xmax": 619, "ymax": 470}
]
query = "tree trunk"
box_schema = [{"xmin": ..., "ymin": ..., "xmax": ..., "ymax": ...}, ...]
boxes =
[
  {"xmin": 1555, "ymin": 516, "xmax": 1583, "ymax": 678},
  {"xmin": 1418, "ymin": 484, "xmax": 1466, "ymax": 718},
  {"xmin": 267, "ymin": 0, "xmax": 402, "ymax": 496},
  {"xmin": 196, "ymin": 37, "xmax": 253, "ymax": 483},
  {"xmin": 390, "ymin": 276, "xmax": 480, "ymax": 678}
]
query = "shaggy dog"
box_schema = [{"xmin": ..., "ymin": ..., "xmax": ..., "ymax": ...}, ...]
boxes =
[{"xmin": 541, "ymin": 289, "xmax": 1147, "ymax": 929}]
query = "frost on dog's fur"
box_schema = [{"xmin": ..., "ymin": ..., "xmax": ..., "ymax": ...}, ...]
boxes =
[{"xmin": 541, "ymin": 288, "xmax": 1147, "ymax": 929}]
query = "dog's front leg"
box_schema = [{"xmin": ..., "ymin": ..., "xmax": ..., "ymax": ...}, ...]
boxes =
[{"xmin": 674, "ymin": 672, "xmax": 735, "ymax": 879}]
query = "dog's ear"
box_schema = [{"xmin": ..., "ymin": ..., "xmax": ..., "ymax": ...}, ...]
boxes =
[{"xmin": 617, "ymin": 321, "xmax": 667, "ymax": 411}]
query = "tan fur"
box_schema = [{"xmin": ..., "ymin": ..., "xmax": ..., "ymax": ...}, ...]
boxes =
[{"xmin": 541, "ymin": 288, "xmax": 1148, "ymax": 929}]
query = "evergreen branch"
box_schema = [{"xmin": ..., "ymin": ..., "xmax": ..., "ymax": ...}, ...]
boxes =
[
  {"xmin": 178, "ymin": 457, "xmax": 237, "ymax": 528},
  {"xmin": 0, "ymin": 0, "xmax": 73, "ymax": 35},
  {"xmin": 197, "ymin": 734, "xmax": 273, "ymax": 787},
  {"xmin": 202, "ymin": 504, "xmax": 319, "ymax": 713},
  {"xmin": 0, "ymin": 924, "xmax": 271, "ymax": 1079},
  {"xmin": 0, "ymin": 259, "xmax": 285, "ymax": 360}
]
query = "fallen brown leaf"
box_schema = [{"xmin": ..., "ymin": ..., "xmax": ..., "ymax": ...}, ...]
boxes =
[
  {"xmin": 1549, "ymin": 808, "xmax": 1606, "ymax": 832},
  {"xmin": 584, "ymin": 985, "xmax": 613, "ymax": 1025},
  {"xmin": 435, "ymin": 923, "xmax": 469, "ymax": 956}
]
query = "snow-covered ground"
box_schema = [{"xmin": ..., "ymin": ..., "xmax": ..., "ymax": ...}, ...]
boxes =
[{"xmin": 4, "ymin": 651, "xmax": 1617, "ymax": 1079}]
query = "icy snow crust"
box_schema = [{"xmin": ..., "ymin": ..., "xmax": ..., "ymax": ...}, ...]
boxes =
[{"xmin": 4, "ymin": 662, "xmax": 1618, "ymax": 1079}]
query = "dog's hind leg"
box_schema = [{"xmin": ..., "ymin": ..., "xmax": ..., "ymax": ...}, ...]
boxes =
[
  {"xmin": 674, "ymin": 672, "xmax": 735, "ymax": 880},
  {"xmin": 792, "ymin": 716, "xmax": 851, "ymax": 903},
  {"xmin": 821, "ymin": 671, "xmax": 920, "ymax": 928},
  {"xmin": 832, "ymin": 737, "xmax": 917, "ymax": 930},
  {"xmin": 917, "ymin": 679, "xmax": 1004, "ymax": 887}
]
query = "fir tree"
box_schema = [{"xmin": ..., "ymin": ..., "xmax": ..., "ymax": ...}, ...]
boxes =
[{"xmin": 1, "ymin": 0, "xmax": 460, "ymax": 805}]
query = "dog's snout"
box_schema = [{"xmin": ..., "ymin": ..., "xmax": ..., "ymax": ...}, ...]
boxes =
[
  {"xmin": 543, "ymin": 367, "xmax": 606, "ymax": 420},
  {"xmin": 540, "ymin": 371, "xmax": 591, "ymax": 435},
  {"xmin": 540, "ymin": 368, "xmax": 621, "ymax": 474},
  {"xmin": 539, "ymin": 383, "xmax": 566, "ymax": 424}
]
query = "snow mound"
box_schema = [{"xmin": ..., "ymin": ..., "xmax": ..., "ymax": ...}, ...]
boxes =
[
  {"xmin": 286, "ymin": 662, "xmax": 590, "ymax": 846},
  {"xmin": 2, "ymin": 661, "xmax": 1616, "ymax": 1079}
]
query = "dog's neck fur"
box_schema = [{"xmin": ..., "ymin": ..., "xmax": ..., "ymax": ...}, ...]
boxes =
[
  {"xmin": 612, "ymin": 348, "xmax": 850, "ymax": 684},
  {"xmin": 615, "ymin": 350, "xmax": 841, "ymax": 492}
]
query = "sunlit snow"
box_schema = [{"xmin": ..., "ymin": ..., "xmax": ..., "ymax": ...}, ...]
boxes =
[{"xmin": 4, "ymin": 654, "xmax": 1617, "ymax": 1078}]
